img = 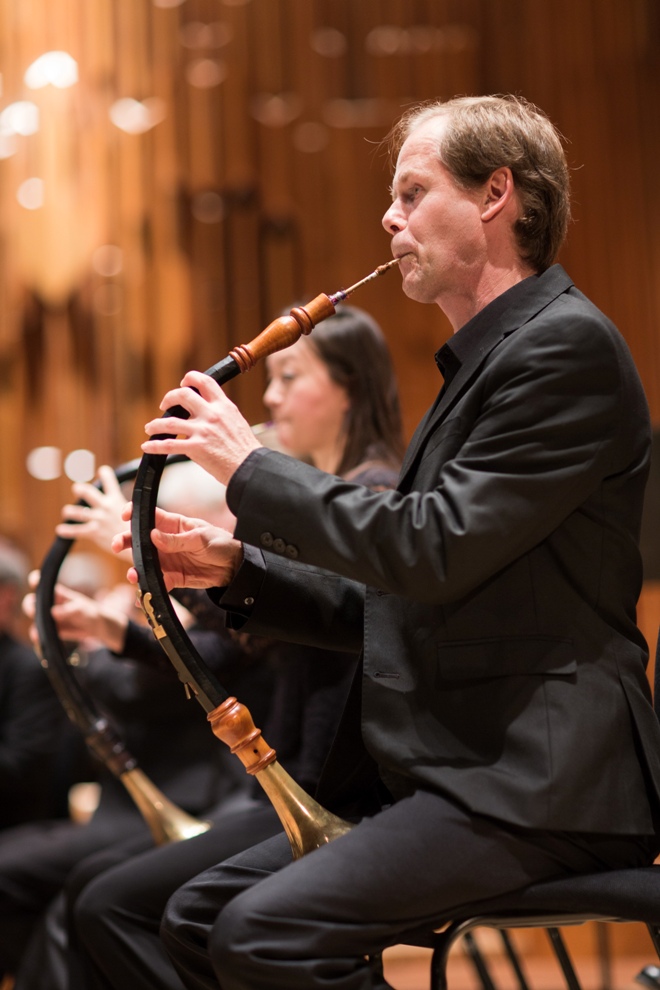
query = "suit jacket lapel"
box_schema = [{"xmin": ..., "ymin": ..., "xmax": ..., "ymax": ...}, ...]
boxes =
[{"xmin": 397, "ymin": 266, "xmax": 574, "ymax": 489}]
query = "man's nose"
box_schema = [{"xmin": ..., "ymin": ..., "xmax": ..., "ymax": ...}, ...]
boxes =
[{"xmin": 382, "ymin": 202, "xmax": 404, "ymax": 234}]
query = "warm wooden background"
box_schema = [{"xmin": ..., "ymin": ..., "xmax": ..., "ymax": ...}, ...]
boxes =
[{"xmin": 1, "ymin": 0, "xmax": 660, "ymax": 973}]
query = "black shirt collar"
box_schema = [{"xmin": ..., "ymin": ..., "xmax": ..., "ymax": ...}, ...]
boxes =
[{"xmin": 434, "ymin": 271, "xmax": 543, "ymax": 388}]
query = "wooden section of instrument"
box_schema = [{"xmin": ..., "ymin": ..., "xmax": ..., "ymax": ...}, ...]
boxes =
[
  {"xmin": 207, "ymin": 697, "xmax": 277, "ymax": 775},
  {"xmin": 207, "ymin": 696, "xmax": 353, "ymax": 859},
  {"xmin": 228, "ymin": 294, "xmax": 335, "ymax": 372}
]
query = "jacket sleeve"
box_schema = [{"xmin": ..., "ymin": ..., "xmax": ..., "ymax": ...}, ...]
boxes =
[
  {"xmin": 228, "ymin": 306, "xmax": 648, "ymax": 605},
  {"xmin": 217, "ymin": 549, "xmax": 365, "ymax": 653}
]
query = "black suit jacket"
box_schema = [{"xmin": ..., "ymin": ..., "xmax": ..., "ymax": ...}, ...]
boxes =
[
  {"xmin": 223, "ymin": 266, "xmax": 660, "ymax": 835},
  {"xmin": 0, "ymin": 632, "xmax": 66, "ymax": 827}
]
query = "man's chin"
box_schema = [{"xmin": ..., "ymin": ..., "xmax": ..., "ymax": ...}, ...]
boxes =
[{"xmin": 401, "ymin": 277, "xmax": 434, "ymax": 305}]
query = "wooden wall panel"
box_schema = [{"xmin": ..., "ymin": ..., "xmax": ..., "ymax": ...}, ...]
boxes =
[{"xmin": 0, "ymin": 0, "xmax": 659, "ymax": 673}]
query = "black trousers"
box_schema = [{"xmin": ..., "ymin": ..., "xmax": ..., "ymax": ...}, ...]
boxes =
[
  {"xmin": 160, "ymin": 789, "xmax": 654, "ymax": 990},
  {"xmin": 12, "ymin": 831, "xmax": 153, "ymax": 990},
  {"xmin": 0, "ymin": 808, "xmax": 151, "ymax": 976},
  {"xmin": 68, "ymin": 800, "xmax": 281, "ymax": 990}
]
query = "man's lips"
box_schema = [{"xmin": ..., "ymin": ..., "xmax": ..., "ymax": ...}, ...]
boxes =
[{"xmin": 395, "ymin": 251, "xmax": 414, "ymax": 267}]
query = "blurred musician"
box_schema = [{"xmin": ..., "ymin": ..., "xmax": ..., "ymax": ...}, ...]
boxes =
[{"xmin": 0, "ymin": 467, "xmax": 271, "ymax": 987}]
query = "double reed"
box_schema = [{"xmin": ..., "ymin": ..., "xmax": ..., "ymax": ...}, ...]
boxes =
[
  {"xmin": 35, "ymin": 458, "xmax": 211, "ymax": 846},
  {"xmin": 131, "ymin": 260, "xmax": 400, "ymax": 858}
]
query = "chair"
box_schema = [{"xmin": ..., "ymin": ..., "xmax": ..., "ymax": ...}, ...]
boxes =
[{"xmin": 417, "ymin": 866, "xmax": 660, "ymax": 990}]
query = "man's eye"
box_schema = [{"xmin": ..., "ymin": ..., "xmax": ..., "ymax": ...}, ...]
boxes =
[
  {"xmin": 281, "ymin": 373, "xmax": 296, "ymax": 383},
  {"xmin": 405, "ymin": 185, "xmax": 421, "ymax": 202}
]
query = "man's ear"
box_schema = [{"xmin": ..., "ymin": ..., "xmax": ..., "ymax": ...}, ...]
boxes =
[{"xmin": 481, "ymin": 167, "xmax": 514, "ymax": 222}]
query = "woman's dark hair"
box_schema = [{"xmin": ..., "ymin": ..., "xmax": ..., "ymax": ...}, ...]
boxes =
[{"xmin": 303, "ymin": 304, "xmax": 404, "ymax": 478}]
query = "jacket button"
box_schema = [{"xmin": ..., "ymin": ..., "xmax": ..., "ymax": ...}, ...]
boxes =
[
  {"xmin": 285, "ymin": 544, "xmax": 298, "ymax": 559},
  {"xmin": 260, "ymin": 532, "xmax": 274, "ymax": 548},
  {"xmin": 272, "ymin": 538, "xmax": 286, "ymax": 554}
]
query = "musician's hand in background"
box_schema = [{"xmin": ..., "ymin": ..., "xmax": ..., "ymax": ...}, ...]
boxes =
[
  {"xmin": 113, "ymin": 504, "xmax": 243, "ymax": 591},
  {"xmin": 56, "ymin": 465, "xmax": 132, "ymax": 561},
  {"xmin": 141, "ymin": 371, "xmax": 262, "ymax": 486},
  {"xmin": 23, "ymin": 573, "xmax": 130, "ymax": 654}
]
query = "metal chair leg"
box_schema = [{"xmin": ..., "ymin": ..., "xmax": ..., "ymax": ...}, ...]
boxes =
[
  {"xmin": 429, "ymin": 922, "xmax": 505, "ymax": 990},
  {"xmin": 430, "ymin": 920, "xmax": 481, "ymax": 990},
  {"xmin": 595, "ymin": 922, "xmax": 612, "ymax": 990},
  {"xmin": 430, "ymin": 936, "xmax": 450, "ymax": 990},
  {"xmin": 634, "ymin": 928, "xmax": 660, "ymax": 990},
  {"xmin": 499, "ymin": 929, "xmax": 531, "ymax": 990},
  {"xmin": 646, "ymin": 925, "xmax": 660, "ymax": 964},
  {"xmin": 463, "ymin": 931, "xmax": 497, "ymax": 990},
  {"xmin": 546, "ymin": 927, "xmax": 583, "ymax": 990},
  {"xmin": 635, "ymin": 965, "xmax": 660, "ymax": 990}
]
